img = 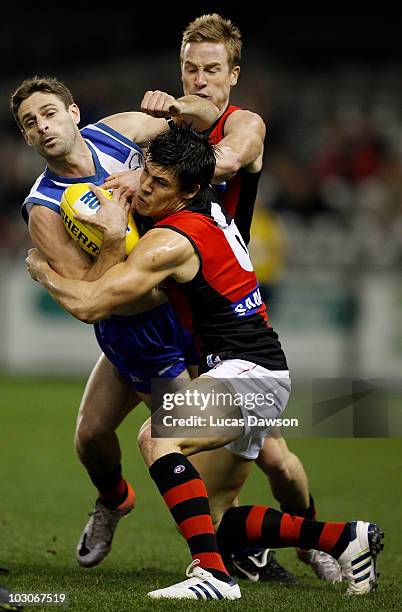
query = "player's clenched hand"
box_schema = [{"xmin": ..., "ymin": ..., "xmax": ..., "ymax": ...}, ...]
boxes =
[
  {"xmin": 141, "ymin": 90, "xmax": 183, "ymax": 118},
  {"xmin": 74, "ymin": 185, "xmax": 130, "ymax": 242},
  {"xmin": 25, "ymin": 248, "xmax": 50, "ymax": 282},
  {"xmin": 102, "ymin": 169, "xmax": 141, "ymax": 201}
]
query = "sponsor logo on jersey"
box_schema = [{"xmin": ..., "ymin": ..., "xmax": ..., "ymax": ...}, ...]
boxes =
[
  {"xmin": 231, "ymin": 286, "xmax": 264, "ymax": 317},
  {"xmin": 206, "ymin": 354, "xmax": 222, "ymax": 368},
  {"xmin": 174, "ymin": 465, "xmax": 185, "ymax": 474}
]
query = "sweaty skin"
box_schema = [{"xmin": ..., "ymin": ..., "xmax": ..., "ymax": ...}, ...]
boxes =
[{"xmin": 25, "ymin": 166, "xmax": 200, "ymax": 321}]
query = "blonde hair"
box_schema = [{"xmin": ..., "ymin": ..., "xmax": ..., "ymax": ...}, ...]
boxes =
[{"xmin": 180, "ymin": 13, "xmax": 242, "ymax": 69}]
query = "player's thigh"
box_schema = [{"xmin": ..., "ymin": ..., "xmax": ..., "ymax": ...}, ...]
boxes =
[
  {"xmin": 140, "ymin": 374, "xmax": 240, "ymax": 457},
  {"xmin": 191, "ymin": 448, "xmax": 253, "ymax": 527},
  {"xmin": 76, "ymin": 353, "xmax": 143, "ymax": 435}
]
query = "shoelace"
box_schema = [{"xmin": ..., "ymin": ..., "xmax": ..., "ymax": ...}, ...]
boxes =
[
  {"xmin": 185, "ymin": 558, "xmax": 201, "ymax": 578},
  {"xmin": 87, "ymin": 504, "xmax": 116, "ymax": 544},
  {"xmin": 155, "ymin": 559, "xmax": 207, "ymax": 590}
]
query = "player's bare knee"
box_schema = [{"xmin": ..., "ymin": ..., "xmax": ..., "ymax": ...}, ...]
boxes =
[
  {"xmin": 256, "ymin": 438, "xmax": 289, "ymax": 473},
  {"xmin": 75, "ymin": 418, "xmax": 112, "ymax": 451}
]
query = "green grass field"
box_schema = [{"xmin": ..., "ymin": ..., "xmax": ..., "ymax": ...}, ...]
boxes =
[{"xmin": 1, "ymin": 376, "xmax": 401, "ymax": 611}]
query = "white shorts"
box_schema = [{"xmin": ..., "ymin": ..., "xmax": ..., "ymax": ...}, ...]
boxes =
[{"xmin": 200, "ymin": 359, "xmax": 291, "ymax": 460}]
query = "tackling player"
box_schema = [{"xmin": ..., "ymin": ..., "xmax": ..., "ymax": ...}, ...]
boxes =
[
  {"xmin": 104, "ymin": 13, "xmax": 339, "ymax": 581},
  {"xmin": 25, "ymin": 126, "xmax": 383, "ymax": 600},
  {"xmin": 11, "ymin": 75, "xmax": 295, "ymax": 582}
]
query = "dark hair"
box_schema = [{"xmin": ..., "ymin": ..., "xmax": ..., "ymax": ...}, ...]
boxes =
[
  {"xmin": 146, "ymin": 125, "xmax": 217, "ymax": 193},
  {"xmin": 10, "ymin": 75, "xmax": 74, "ymax": 128}
]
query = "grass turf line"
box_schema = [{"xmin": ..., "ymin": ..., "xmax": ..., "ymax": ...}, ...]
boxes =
[{"xmin": 0, "ymin": 376, "xmax": 401, "ymax": 611}]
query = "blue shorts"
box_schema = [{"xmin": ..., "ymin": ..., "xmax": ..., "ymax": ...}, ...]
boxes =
[{"xmin": 94, "ymin": 301, "xmax": 200, "ymax": 393}]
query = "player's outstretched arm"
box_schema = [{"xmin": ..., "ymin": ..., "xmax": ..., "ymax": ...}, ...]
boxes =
[
  {"xmin": 100, "ymin": 93, "xmax": 219, "ymax": 149},
  {"xmin": 213, "ymin": 110, "xmax": 266, "ymax": 182},
  {"xmin": 102, "ymin": 93, "xmax": 219, "ymax": 194},
  {"xmin": 101, "ymin": 112, "xmax": 167, "ymax": 149},
  {"xmin": 25, "ymin": 228, "xmax": 195, "ymax": 323},
  {"xmin": 140, "ymin": 91, "xmax": 220, "ymax": 131}
]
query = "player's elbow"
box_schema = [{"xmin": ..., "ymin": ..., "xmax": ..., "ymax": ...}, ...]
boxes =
[
  {"xmin": 68, "ymin": 297, "xmax": 105, "ymax": 324},
  {"xmin": 79, "ymin": 311, "xmax": 97, "ymax": 325},
  {"xmin": 226, "ymin": 152, "xmax": 243, "ymax": 175},
  {"xmin": 74, "ymin": 289, "xmax": 129, "ymax": 323},
  {"xmin": 68, "ymin": 304, "xmax": 96, "ymax": 324},
  {"xmin": 215, "ymin": 150, "xmax": 243, "ymax": 181}
]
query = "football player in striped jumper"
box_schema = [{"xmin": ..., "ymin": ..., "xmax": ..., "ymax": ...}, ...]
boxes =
[
  {"xmin": 11, "ymin": 75, "xmax": 218, "ymax": 567},
  {"xmin": 26, "ymin": 126, "xmax": 383, "ymax": 600},
  {"xmin": 104, "ymin": 13, "xmax": 339, "ymax": 583}
]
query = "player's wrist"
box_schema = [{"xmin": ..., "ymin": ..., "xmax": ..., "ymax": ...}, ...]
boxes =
[
  {"xmin": 38, "ymin": 265, "xmax": 55, "ymax": 288},
  {"xmin": 102, "ymin": 230, "xmax": 126, "ymax": 245}
]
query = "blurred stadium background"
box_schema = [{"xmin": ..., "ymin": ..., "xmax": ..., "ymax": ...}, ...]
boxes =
[{"xmin": 0, "ymin": 5, "xmax": 401, "ymax": 383}]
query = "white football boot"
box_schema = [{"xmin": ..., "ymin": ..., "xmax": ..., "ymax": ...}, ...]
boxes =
[
  {"xmin": 337, "ymin": 521, "xmax": 384, "ymax": 594},
  {"xmin": 148, "ymin": 559, "xmax": 241, "ymax": 600}
]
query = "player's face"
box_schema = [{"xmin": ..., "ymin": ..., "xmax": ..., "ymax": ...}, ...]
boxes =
[
  {"xmin": 136, "ymin": 161, "xmax": 198, "ymax": 218},
  {"xmin": 18, "ymin": 92, "xmax": 80, "ymax": 160},
  {"xmin": 181, "ymin": 42, "xmax": 240, "ymax": 114}
]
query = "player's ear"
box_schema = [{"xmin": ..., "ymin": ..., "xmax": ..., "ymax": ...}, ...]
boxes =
[
  {"xmin": 21, "ymin": 129, "xmax": 32, "ymax": 147},
  {"xmin": 230, "ymin": 65, "xmax": 240, "ymax": 87},
  {"xmin": 69, "ymin": 103, "xmax": 81, "ymax": 126},
  {"xmin": 184, "ymin": 184, "xmax": 200, "ymax": 201}
]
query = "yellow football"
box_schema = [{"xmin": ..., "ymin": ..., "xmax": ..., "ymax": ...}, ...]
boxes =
[{"xmin": 60, "ymin": 183, "xmax": 139, "ymax": 257}]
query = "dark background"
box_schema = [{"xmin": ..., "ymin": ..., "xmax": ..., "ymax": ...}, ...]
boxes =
[
  {"xmin": 2, "ymin": 3, "xmax": 401, "ymax": 78},
  {"xmin": 1, "ymin": 3, "xmax": 401, "ymax": 277}
]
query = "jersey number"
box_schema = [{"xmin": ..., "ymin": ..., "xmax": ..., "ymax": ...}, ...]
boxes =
[{"xmin": 211, "ymin": 202, "xmax": 253, "ymax": 271}]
